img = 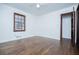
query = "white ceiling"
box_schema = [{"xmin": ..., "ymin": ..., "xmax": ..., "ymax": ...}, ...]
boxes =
[{"xmin": 4, "ymin": 3, "xmax": 77, "ymax": 15}]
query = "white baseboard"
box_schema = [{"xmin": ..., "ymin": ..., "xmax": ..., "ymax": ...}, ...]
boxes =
[
  {"xmin": 0, "ymin": 35, "xmax": 35, "ymax": 44},
  {"xmin": 0, "ymin": 35, "xmax": 60, "ymax": 44}
]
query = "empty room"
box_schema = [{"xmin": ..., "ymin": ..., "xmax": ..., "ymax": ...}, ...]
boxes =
[{"xmin": 0, "ymin": 3, "xmax": 79, "ymax": 55}]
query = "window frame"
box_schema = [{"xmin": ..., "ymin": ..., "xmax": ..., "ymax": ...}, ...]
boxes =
[{"xmin": 14, "ymin": 13, "xmax": 25, "ymax": 32}]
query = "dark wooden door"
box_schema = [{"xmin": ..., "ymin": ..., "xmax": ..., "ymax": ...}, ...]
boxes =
[
  {"xmin": 71, "ymin": 12, "xmax": 75, "ymax": 46},
  {"xmin": 61, "ymin": 12, "xmax": 75, "ymax": 47},
  {"xmin": 76, "ymin": 11, "xmax": 79, "ymax": 47}
]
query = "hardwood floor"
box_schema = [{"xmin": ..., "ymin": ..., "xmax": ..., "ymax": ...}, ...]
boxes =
[{"xmin": 0, "ymin": 36, "xmax": 79, "ymax": 55}]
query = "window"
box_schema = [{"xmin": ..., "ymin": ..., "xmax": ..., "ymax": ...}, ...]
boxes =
[{"xmin": 14, "ymin": 13, "xmax": 25, "ymax": 32}]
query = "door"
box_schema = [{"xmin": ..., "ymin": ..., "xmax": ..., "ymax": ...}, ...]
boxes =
[
  {"xmin": 60, "ymin": 12, "xmax": 75, "ymax": 47},
  {"xmin": 76, "ymin": 4, "xmax": 79, "ymax": 48},
  {"xmin": 71, "ymin": 12, "xmax": 75, "ymax": 46},
  {"xmin": 76, "ymin": 11, "xmax": 79, "ymax": 47}
]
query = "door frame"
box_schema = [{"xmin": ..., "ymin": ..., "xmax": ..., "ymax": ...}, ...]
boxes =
[{"xmin": 60, "ymin": 12, "xmax": 75, "ymax": 44}]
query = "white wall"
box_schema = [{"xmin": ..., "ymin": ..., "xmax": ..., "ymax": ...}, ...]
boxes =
[
  {"xmin": 0, "ymin": 4, "xmax": 77, "ymax": 43},
  {"xmin": 33, "ymin": 6, "xmax": 77, "ymax": 40},
  {"xmin": 62, "ymin": 15, "xmax": 71, "ymax": 39},
  {"xmin": 0, "ymin": 4, "xmax": 36, "ymax": 43}
]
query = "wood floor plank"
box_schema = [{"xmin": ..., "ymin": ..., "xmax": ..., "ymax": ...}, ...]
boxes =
[{"xmin": 0, "ymin": 36, "xmax": 79, "ymax": 55}]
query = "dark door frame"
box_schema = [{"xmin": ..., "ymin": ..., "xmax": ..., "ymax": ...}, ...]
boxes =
[{"xmin": 60, "ymin": 12, "xmax": 75, "ymax": 45}]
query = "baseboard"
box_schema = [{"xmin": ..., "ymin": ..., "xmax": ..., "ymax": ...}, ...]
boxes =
[
  {"xmin": 62, "ymin": 38, "xmax": 71, "ymax": 40},
  {"xmin": 0, "ymin": 35, "xmax": 35, "ymax": 44},
  {"xmin": 0, "ymin": 35, "xmax": 60, "ymax": 44},
  {"xmin": 34, "ymin": 35, "xmax": 60, "ymax": 40}
]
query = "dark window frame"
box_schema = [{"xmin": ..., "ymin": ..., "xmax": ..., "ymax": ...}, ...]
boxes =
[{"xmin": 14, "ymin": 13, "xmax": 25, "ymax": 32}]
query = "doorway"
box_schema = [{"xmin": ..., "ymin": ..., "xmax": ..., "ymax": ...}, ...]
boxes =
[{"xmin": 60, "ymin": 12, "xmax": 75, "ymax": 46}]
